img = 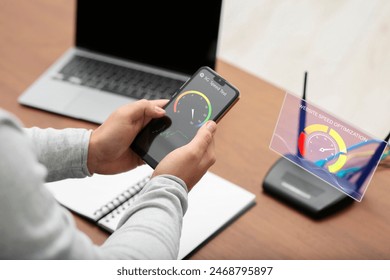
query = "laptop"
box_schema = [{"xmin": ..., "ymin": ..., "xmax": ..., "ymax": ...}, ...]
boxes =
[{"xmin": 18, "ymin": 1, "xmax": 223, "ymax": 124}]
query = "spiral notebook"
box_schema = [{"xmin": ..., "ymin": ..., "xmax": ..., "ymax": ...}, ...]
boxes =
[{"xmin": 45, "ymin": 165, "xmax": 256, "ymax": 259}]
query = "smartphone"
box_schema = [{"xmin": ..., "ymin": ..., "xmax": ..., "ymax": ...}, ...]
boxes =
[{"xmin": 131, "ymin": 66, "xmax": 240, "ymax": 168}]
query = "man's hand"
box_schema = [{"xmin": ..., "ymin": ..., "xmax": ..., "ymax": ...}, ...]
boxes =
[
  {"xmin": 87, "ymin": 99, "xmax": 168, "ymax": 174},
  {"xmin": 153, "ymin": 121, "xmax": 217, "ymax": 190}
]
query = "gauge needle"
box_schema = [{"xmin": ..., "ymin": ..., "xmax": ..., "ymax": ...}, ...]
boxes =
[
  {"xmin": 319, "ymin": 147, "xmax": 334, "ymax": 152},
  {"xmin": 191, "ymin": 109, "xmax": 194, "ymax": 119}
]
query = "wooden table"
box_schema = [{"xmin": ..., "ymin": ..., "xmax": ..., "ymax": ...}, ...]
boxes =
[{"xmin": 1, "ymin": 0, "xmax": 389, "ymax": 259}]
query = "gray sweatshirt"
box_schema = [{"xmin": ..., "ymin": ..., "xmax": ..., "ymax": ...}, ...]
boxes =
[{"xmin": 0, "ymin": 109, "xmax": 188, "ymax": 259}]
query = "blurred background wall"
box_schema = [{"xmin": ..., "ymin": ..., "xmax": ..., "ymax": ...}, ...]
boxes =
[{"xmin": 218, "ymin": 0, "xmax": 390, "ymax": 138}]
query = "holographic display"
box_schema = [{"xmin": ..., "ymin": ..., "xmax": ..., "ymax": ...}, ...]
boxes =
[{"xmin": 270, "ymin": 92, "xmax": 387, "ymax": 201}]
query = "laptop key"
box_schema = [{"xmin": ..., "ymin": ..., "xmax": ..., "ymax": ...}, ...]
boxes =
[
  {"xmin": 68, "ymin": 76, "xmax": 82, "ymax": 84},
  {"xmin": 56, "ymin": 55, "xmax": 184, "ymax": 100}
]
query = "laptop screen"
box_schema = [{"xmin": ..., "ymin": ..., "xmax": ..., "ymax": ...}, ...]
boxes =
[{"xmin": 76, "ymin": 1, "xmax": 222, "ymax": 76}]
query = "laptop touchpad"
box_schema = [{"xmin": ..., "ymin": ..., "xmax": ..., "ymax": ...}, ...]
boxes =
[{"xmin": 64, "ymin": 89, "xmax": 134, "ymax": 123}]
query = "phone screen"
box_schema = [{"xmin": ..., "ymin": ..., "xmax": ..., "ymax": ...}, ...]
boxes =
[{"xmin": 131, "ymin": 66, "xmax": 239, "ymax": 168}]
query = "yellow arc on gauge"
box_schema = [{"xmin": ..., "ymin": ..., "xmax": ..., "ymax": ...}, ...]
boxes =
[
  {"xmin": 299, "ymin": 124, "xmax": 347, "ymax": 173},
  {"xmin": 173, "ymin": 90, "xmax": 212, "ymax": 127}
]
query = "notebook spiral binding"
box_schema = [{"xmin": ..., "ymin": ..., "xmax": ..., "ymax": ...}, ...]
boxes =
[{"xmin": 93, "ymin": 175, "xmax": 150, "ymax": 219}]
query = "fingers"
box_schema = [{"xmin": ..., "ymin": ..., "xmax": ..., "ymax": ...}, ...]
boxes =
[
  {"xmin": 189, "ymin": 121, "xmax": 217, "ymax": 152},
  {"xmin": 201, "ymin": 122, "xmax": 217, "ymax": 168},
  {"xmin": 152, "ymin": 120, "xmax": 217, "ymax": 190},
  {"xmin": 117, "ymin": 99, "xmax": 169, "ymax": 123},
  {"xmin": 147, "ymin": 99, "xmax": 169, "ymax": 116},
  {"xmin": 198, "ymin": 137, "xmax": 216, "ymax": 171},
  {"xmin": 187, "ymin": 121, "xmax": 217, "ymax": 166}
]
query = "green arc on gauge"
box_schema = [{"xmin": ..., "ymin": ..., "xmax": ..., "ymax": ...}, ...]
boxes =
[{"xmin": 173, "ymin": 90, "xmax": 212, "ymax": 127}]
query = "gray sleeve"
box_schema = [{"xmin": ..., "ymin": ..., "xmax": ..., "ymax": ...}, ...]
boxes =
[
  {"xmin": 23, "ymin": 126, "xmax": 92, "ymax": 182},
  {"xmin": 0, "ymin": 110, "xmax": 188, "ymax": 259},
  {"xmin": 101, "ymin": 175, "xmax": 188, "ymax": 259}
]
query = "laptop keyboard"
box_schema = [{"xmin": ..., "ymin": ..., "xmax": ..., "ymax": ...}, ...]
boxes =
[{"xmin": 53, "ymin": 55, "xmax": 184, "ymax": 100}]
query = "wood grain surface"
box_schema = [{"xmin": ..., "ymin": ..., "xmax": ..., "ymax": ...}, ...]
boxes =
[{"xmin": 1, "ymin": 0, "xmax": 389, "ymax": 259}]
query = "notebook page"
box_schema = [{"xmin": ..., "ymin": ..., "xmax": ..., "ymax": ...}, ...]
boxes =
[{"xmin": 177, "ymin": 172, "xmax": 256, "ymax": 259}]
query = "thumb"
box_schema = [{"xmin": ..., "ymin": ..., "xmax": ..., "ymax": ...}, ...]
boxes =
[
  {"xmin": 143, "ymin": 99, "xmax": 168, "ymax": 119},
  {"xmin": 188, "ymin": 121, "xmax": 217, "ymax": 153},
  {"xmin": 119, "ymin": 99, "xmax": 168, "ymax": 122}
]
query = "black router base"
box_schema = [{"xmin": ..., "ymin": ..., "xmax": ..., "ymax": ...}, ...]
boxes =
[{"xmin": 263, "ymin": 157, "xmax": 354, "ymax": 219}]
